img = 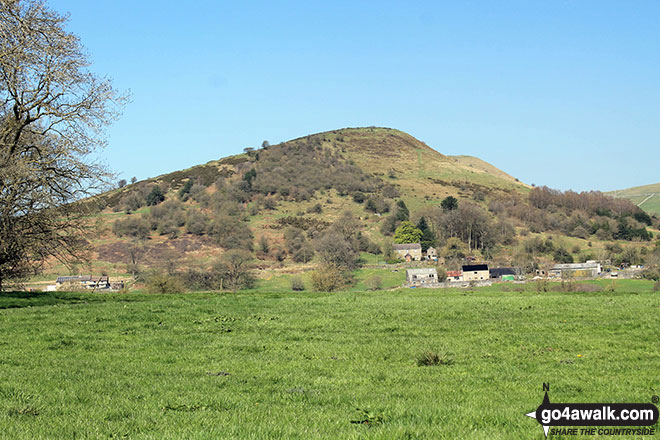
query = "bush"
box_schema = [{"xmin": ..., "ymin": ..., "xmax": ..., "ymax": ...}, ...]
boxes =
[
  {"xmin": 180, "ymin": 269, "xmax": 219, "ymax": 291},
  {"xmin": 185, "ymin": 210, "xmax": 209, "ymax": 236},
  {"xmin": 436, "ymin": 267, "xmax": 447, "ymax": 282},
  {"xmin": 306, "ymin": 203, "xmax": 323, "ymax": 214},
  {"xmin": 146, "ymin": 274, "xmax": 186, "ymax": 293},
  {"xmin": 209, "ymin": 216, "xmax": 254, "ymax": 250},
  {"xmin": 365, "ymin": 275, "xmax": 382, "ymax": 291},
  {"xmin": 290, "ymin": 277, "xmax": 305, "ymax": 291},
  {"xmin": 310, "ymin": 264, "xmax": 346, "ymax": 292},
  {"xmin": 112, "ymin": 216, "xmax": 150, "ymax": 239},
  {"xmin": 146, "ymin": 185, "xmax": 165, "ymax": 206}
]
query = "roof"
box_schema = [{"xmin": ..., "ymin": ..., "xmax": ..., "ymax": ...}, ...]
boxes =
[
  {"xmin": 426, "ymin": 247, "xmax": 437, "ymax": 252},
  {"xmin": 462, "ymin": 264, "xmax": 489, "ymax": 272},
  {"xmin": 56, "ymin": 275, "xmax": 92, "ymax": 283},
  {"xmin": 551, "ymin": 263, "xmax": 600, "ymax": 270},
  {"xmin": 393, "ymin": 243, "xmax": 422, "ymax": 250},
  {"xmin": 490, "ymin": 268, "xmax": 516, "ymax": 277},
  {"xmin": 406, "ymin": 268, "xmax": 438, "ymax": 275},
  {"xmin": 446, "ymin": 270, "xmax": 462, "ymax": 277}
]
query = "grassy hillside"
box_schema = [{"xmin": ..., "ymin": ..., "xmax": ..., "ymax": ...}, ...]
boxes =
[
  {"xmin": 1, "ymin": 281, "xmax": 658, "ymax": 439},
  {"xmin": 24, "ymin": 127, "xmax": 658, "ymax": 288},
  {"xmin": 608, "ymin": 182, "xmax": 660, "ymax": 216}
]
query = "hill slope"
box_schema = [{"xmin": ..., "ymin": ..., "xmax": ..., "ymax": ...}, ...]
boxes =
[
  {"xmin": 608, "ymin": 182, "xmax": 660, "ymax": 215},
  {"xmin": 28, "ymin": 126, "xmax": 657, "ymax": 288}
]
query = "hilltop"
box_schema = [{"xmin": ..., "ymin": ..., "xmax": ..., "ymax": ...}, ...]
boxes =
[
  {"xmin": 29, "ymin": 127, "xmax": 659, "ymax": 289},
  {"xmin": 608, "ymin": 182, "xmax": 660, "ymax": 216}
]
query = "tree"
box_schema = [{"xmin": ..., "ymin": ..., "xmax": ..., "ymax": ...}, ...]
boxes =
[
  {"xmin": 0, "ymin": 0, "xmax": 126, "ymax": 289},
  {"xmin": 146, "ymin": 185, "xmax": 165, "ymax": 206},
  {"xmin": 214, "ymin": 250, "xmax": 255, "ymax": 291},
  {"xmin": 131, "ymin": 177, "xmax": 137, "ymax": 184},
  {"xmin": 394, "ymin": 200, "xmax": 409, "ymax": 221},
  {"xmin": 416, "ymin": 216, "xmax": 435, "ymax": 251},
  {"xmin": 393, "ymin": 221, "xmax": 423, "ymax": 244},
  {"xmin": 441, "ymin": 196, "xmax": 458, "ymax": 211},
  {"xmin": 118, "ymin": 179, "xmax": 127, "ymax": 188},
  {"xmin": 315, "ymin": 231, "xmax": 360, "ymax": 270}
]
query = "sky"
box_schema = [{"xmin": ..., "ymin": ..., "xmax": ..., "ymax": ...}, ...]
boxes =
[{"xmin": 49, "ymin": 0, "xmax": 660, "ymax": 192}]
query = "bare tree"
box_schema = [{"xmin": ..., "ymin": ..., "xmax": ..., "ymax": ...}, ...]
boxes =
[{"xmin": 0, "ymin": 0, "xmax": 127, "ymax": 289}]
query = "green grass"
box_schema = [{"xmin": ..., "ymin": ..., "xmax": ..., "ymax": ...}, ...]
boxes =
[{"xmin": 1, "ymin": 281, "xmax": 659, "ymax": 439}]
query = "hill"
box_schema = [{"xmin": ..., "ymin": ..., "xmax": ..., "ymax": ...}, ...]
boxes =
[
  {"xmin": 24, "ymin": 127, "xmax": 659, "ymax": 289},
  {"xmin": 608, "ymin": 182, "xmax": 660, "ymax": 216}
]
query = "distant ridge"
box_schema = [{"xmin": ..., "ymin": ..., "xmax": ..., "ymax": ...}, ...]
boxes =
[{"xmin": 608, "ymin": 182, "xmax": 660, "ymax": 216}]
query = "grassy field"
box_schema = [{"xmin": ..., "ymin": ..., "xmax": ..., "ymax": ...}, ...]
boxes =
[
  {"xmin": 608, "ymin": 182, "xmax": 660, "ymax": 216},
  {"xmin": 1, "ymin": 281, "xmax": 659, "ymax": 439}
]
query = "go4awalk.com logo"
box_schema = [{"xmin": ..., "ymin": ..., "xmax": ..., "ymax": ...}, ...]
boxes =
[{"xmin": 525, "ymin": 384, "xmax": 659, "ymax": 438}]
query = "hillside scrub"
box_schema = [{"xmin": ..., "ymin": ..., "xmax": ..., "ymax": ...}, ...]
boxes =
[{"xmin": 249, "ymin": 137, "xmax": 386, "ymax": 201}]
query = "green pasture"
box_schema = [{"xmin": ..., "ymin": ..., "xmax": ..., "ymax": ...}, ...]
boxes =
[{"xmin": 0, "ymin": 280, "xmax": 658, "ymax": 439}]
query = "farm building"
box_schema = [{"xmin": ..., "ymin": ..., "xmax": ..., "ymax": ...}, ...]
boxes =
[
  {"xmin": 406, "ymin": 268, "xmax": 439, "ymax": 286},
  {"xmin": 56, "ymin": 275, "xmax": 110, "ymax": 290},
  {"xmin": 550, "ymin": 261, "xmax": 601, "ymax": 279},
  {"xmin": 461, "ymin": 264, "xmax": 489, "ymax": 281},
  {"xmin": 490, "ymin": 267, "xmax": 516, "ymax": 281},
  {"xmin": 393, "ymin": 243, "xmax": 422, "ymax": 261},
  {"xmin": 446, "ymin": 270, "xmax": 463, "ymax": 281},
  {"xmin": 425, "ymin": 247, "xmax": 438, "ymax": 260}
]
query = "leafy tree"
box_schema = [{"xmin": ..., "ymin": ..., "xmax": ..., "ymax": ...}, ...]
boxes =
[
  {"xmin": 146, "ymin": 186, "xmax": 165, "ymax": 206},
  {"xmin": 441, "ymin": 196, "xmax": 458, "ymax": 211},
  {"xmin": 131, "ymin": 177, "xmax": 137, "ymax": 184},
  {"xmin": 118, "ymin": 179, "xmax": 127, "ymax": 188},
  {"xmin": 0, "ymin": 0, "xmax": 126, "ymax": 289},
  {"xmin": 393, "ymin": 221, "xmax": 423, "ymax": 244}
]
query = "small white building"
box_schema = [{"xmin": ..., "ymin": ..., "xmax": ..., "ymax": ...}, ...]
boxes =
[
  {"xmin": 425, "ymin": 247, "xmax": 438, "ymax": 260},
  {"xmin": 406, "ymin": 268, "xmax": 439, "ymax": 286}
]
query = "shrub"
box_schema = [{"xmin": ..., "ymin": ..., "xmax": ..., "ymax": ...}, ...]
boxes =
[
  {"xmin": 146, "ymin": 185, "xmax": 165, "ymax": 206},
  {"xmin": 290, "ymin": 277, "xmax": 305, "ymax": 291},
  {"xmin": 178, "ymin": 179, "xmax": 194, "ymax": 200},
  {"xmin": 146, "ymin": 274, "xmax": 186, "ymax": 293},
  {"xmin": 306, "ymin": 203, "xmax": 323, "ymax": 214},
  {"xmin": 180, "ymin": 269, "xmax": 218, "ymax": 291},
  {"xmin": 436, "ymin": 267, "xmax": 447, "ymax": 282},
  {"xmin": 112, "ymin": 216, "xmax": 150, "ymax": 239},
  {"xmin": 185, "ymin": 210, "xmax": 209, "ymax": 236},
  {"xmin": 209, "ymin": 216, "xmax": 254, "ymax": 250},
  {"xmin": 310, "ymin": 264, "xmax": 345, "ymax": 292},
  {"xmin": 122, "ymin": 192, "xmax": 144, "ymax": 212},
  {"xmin": 365, "ymin": 196, "xmax": 390, "ymax": 214},
  {"xmin": 365, "ymin": 275, "xmax": 382, "ymax": 291},
  {"xmin": 535, "ymin": 279, "xmax": 548, "ymax": 293}
]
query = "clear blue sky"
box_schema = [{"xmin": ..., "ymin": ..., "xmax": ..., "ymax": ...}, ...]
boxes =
[{"xmin": 50, "ymin": 0, "xmax": 660, "ymax": 192}]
